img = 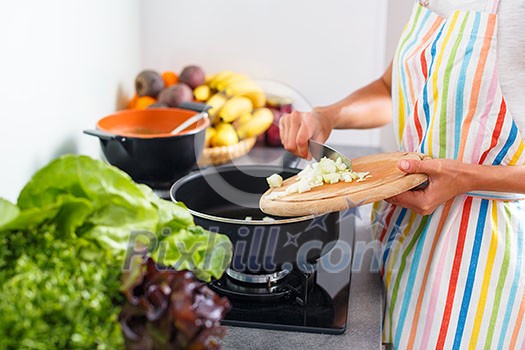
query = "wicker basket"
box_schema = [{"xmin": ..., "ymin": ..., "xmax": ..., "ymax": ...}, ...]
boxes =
[{"xmin": 198, "ymin": 137, "xmax": 257, "ymax": 166}]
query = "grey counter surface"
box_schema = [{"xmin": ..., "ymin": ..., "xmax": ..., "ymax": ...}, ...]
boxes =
[{"xmin": 220, "ymin": 144, "xmax": 385, "ymax": 350}]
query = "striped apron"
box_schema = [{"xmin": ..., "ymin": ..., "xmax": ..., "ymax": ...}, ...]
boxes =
[{"xmin": 372, "ymin": 0, "xmax": 525, "ymax": 348}]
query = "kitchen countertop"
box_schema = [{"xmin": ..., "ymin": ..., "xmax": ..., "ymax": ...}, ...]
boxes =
[{"xmin": 220, "ymin": 144, "xmax": 385, "ymax": 350}]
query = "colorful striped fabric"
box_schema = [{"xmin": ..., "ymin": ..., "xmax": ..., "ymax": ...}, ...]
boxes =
[{"xmin": 373, "ymin": 0, "xmax": 525, "ymax": 348}]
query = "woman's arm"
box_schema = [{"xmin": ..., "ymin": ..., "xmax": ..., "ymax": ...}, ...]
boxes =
[
  {"xmin": 387, "ymin": 158, "xmax": 525, "ymax": 215},
  {"xmin": 279, "ymin": 63, "xmax": 394, "ymax": 158}
]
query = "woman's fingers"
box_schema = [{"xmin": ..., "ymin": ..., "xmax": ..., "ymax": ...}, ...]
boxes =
[
  {"xmin": 279, "ymin": 114, "xmax": 294, "ymax": 151},
  {"xmin": 284, "ymin": 112, "xmax": 301, "ymax": 154},
  {"xmin": 280, "ymin": 111, "xmax": 315, "ymax": 158},
  {"xmin": 398, "ymin": 158, "xmax": 439, "ymax": 175},
  {"xmin": 296, "ymin": 121, "xmax": 311, "ymax": 159},
  {"xmin": 386, "ymin": 190, "xmax": 435, "ymax": 216}
]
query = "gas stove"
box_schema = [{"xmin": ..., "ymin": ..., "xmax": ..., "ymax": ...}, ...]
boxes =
[
  {"xmin": 209, "ymin": 221, "xmax": 354, "ymax": 335},
  {"xmin": 154, "ymin": 174, "xmax": 355, "ymax": 335}
]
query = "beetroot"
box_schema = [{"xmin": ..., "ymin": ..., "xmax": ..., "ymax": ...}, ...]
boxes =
[
  {"xmin": 157, "ymin": 83, "xmax": 194, "ymax": 107},
  {"xmin": 135, "ymin": 70, "xmax": 164, "ymax": 98},
  {"xmin": 179, "ymin": 65, "xmax": 206, "ymax": 89}
]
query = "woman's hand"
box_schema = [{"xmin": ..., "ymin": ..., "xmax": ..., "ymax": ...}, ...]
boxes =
[
  {"xmin": 385, "ymin": 158, "xmax": 472, "ymax": 215},
  {"xmin": 279, "ymin": 109, "xmax": 333, "ymax": 159},
  {"xmin": 278, "ymin": 64, "xmax": 394, "ymax": 159}
]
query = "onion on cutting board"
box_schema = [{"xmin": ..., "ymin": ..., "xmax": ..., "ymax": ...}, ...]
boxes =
[
  {"xmin": 259, "ymin": 152, "xmax": 430, "ymax": 217},
  {"xmin": 265, "ymin": 157, "xmax": 370, "ymax": 200}
]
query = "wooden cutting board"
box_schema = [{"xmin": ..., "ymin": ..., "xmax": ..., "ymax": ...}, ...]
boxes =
[{"xmin": 259, "ymin": 152, "xmax": 429, "ymax": 217}]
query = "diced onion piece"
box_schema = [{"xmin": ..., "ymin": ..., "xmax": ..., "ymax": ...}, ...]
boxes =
[
  {"xmin": 311, "ymin": 178, "xmax": 324, "ymax": 188},
  {"xmin": 297, "ymin": 165, "xmax": 312, "ymax": 179},
  {"xmin": 341, "ymin": 172, "xmax": 353, "ymax": 182},
  {"xmin": 298, "ymin": 178, "xmax": 312, "ymax": 193},
  {"xmin": 262, "ymin": 216, "xmax": 275, "ymax": 222},
  {"xmin": 322, "ymin": 173, "xmax": 341, "ymax": 184},
  {"xmin": 266, "ymin": 174, "xmax": 283, "ymax": 188},
  {"xmin": 356, "ymin": 171, "xmax": 370, "ymax": 179},
  {"xmin": 267, "ymin": 191, "xmax": 286, "ymax": 200},
  {"xmin": 286, "ymin": 183, "xmax": 299, "ymax": 194},
  {"xmin": 245, "ymin": 216, "xmax": 253, "ymax": 221},
  {"xmin": 357, "ymin": 175, "xmax": 372, "ymax": 182},
  {"xmin": 335, "ymin": 157, "xmax": 348, "ymax": 171},
  {"xmin": 319, "ymin": 158, "xmax": 337, "ymax": 174},
  {"xmin": 265, "ymin": 156, "xmax": 370, "ymax": 196}
]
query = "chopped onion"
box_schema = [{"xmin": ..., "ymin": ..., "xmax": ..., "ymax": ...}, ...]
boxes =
[
  {"xmin": 286, "ymin": 183, "xmax": 299, "ymax": 194},
  {"xmin": 341, "ymin": 172, "xmax": 353, "ymax": 182},
  {"xmin": 298, "ymin": 178, "xmax": 311, "ymax": 193},
  {"xmin": 267, "ymin": 191, "xmax": 286, "ymax": 200},
  {"xmin": 319, "ymin": 158, "xmax": 337, "ymax": 174},
  {"xmin": 322, "ymin": 173, "xmax": 341, "ymax": 184},
  {"xmin": 265, "ymin": 156, "xmax": 371, "ymax": 198},
  {"xmin": 244, "ymin": 215, "xmax": 276, "ymax": 222},
  {"xmin": 266, "ymin": 174, "xmax": 283, "ymax": 188},
  {"xmin": 335, "ymin": 157, "xmax": 348, "ymax": 171}
]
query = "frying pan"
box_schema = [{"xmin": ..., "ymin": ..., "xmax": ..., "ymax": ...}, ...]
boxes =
[{"xmin": 170, "ymin": 164, "xmax": 340, "ymax": 274}]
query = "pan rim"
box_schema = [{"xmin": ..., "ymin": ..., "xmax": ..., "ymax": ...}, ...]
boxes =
[
  {"xmin": 170, "ymin": 164, "xmax": 323, "ymax": 224},
  {"xmin": 181, "ymin": 206, "xmax": 316, "ymax": 225},
  {"xmin": 96, "ymin": 108, "xmax": 209, "ymax": 139}
]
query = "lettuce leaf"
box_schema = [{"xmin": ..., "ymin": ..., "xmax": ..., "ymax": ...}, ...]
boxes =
[
  {"xmin": 8, "ymin": 154, "xmax": 231, "ymax": 276},
  {"xmin": 0, "ymin": 198, "xmax": 19, "ymax": 228},
  {"xmin": 0, "ymin": 227, "xmax": 124, "ymax": 350},
  {"xmin": 17, "ymin": 155, "xmax": 160, "ymax": 241},
  {"xmin": 119, "ymin": 257, "xmax": 231, "ymax": 350},
  {"xmin": 153, "ymin": 226, "xmax": 232, "ymax": 282},
  {"xmin": 0, "ymin": 155, "xmax": 232, "ymax": 349}
]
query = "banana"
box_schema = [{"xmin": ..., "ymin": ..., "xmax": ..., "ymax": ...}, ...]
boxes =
[
  {"xmin": 224, "ymin": 80, "xmax": 266, "ymax": 108},
  {"xmin": 204, "ymin": 127, "xmax": 216, "ymax": 147},
  {"xmin": 207, "ymin": 70, "xmax": 234, "ymax": 90},
  {"xmin": 205, "ymin": 73, "xmax": 216, "ymax": 85},
  {"xmin": 194, "ymin": 85, "xmax": 211, "ymax": 101},
  {"xmin": 212, "ymin": 123, "xmax": 239, "ymax": 146},
  {"xmin": 232, "ymin": 111, "xmax": 253, "ymax": 130},
  {"xmin": 218, "ymin": 96, "xmax": 253, "ymax": 123},
  {"xmin": 205, "ymin": 92, "xmax": 228, "ymax": 120},
  {"xmin": 236, "ymin": 107, "xmax": 274, "ymax": 139},
  {"xmin": 224, "ymin": 79, "xmax": 256, "ymax": 96},
  {"xmin": 215, "ymin": 73, "xmax": 249, "ymax": 92},
  {"xmin": 242, "ymin": 90, "xmax": 266, "ymax": 108}
]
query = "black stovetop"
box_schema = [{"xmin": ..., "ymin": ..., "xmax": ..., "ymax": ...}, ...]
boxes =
[{"xmin": 210, "ymin": 224, "xmax": 354, "ymax": 335}]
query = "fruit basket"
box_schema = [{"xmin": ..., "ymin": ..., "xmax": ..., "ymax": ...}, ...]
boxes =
[
  {"xmin": 198, "ymin": 136, "xmax": 256, "ymax": 166},
  {"xmin": 126, "ymin": 66, "xmax": 279, "ymax": 168}
]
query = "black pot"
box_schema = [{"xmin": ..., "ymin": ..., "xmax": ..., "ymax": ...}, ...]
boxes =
[
  {"xmin": 84, "ymin": 102, "xmax": 209, "ymax": 188},
  {"xmin": 170, "ymin": 165, "xmax": 340, "ymax": 274}
]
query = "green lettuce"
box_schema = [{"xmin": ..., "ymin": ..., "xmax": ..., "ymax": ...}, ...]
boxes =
[
  {"xmin": 0, "ymin": 198, "xmax": 19, "ymax": 227},
  {"xmin": 0, "ymin": 228, "xmax": 124, "ymax": 350},
  {"xmin": 0, "ymin": 155, "xmax": 232, "ymax": 349},
  {"xmin": 153, "ymin": 226, "xmax": 234, "ymax": 281}
]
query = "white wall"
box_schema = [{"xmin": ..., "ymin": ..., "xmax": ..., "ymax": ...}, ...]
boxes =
[
  {"xmin": 0, "ymin": 0, "xmax": 141, "ymax": 202},
  {"xmin": 380, "ymin": 0, "xmax": 414, "ymax": 151},
  {"xmin": 0, "ymin": 1, "xmax": 413, "ymax": 201},
  {"xmin": 139, "ymin": 0, "xmax": 389, "ymax": 147}
]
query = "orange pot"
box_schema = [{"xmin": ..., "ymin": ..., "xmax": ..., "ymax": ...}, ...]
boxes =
[{"xmin": 84, "ymin": 103, "xmax": 210, "ymax": 188}]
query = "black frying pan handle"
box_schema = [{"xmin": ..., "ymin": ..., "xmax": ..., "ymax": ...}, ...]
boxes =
[
  {"xmin": 83, "ymin": 129, "xmax": 122, "ymax": 141},
  {"xmin": 178, "ymin": 101, "xmax": 211, "ymax": 113}
]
